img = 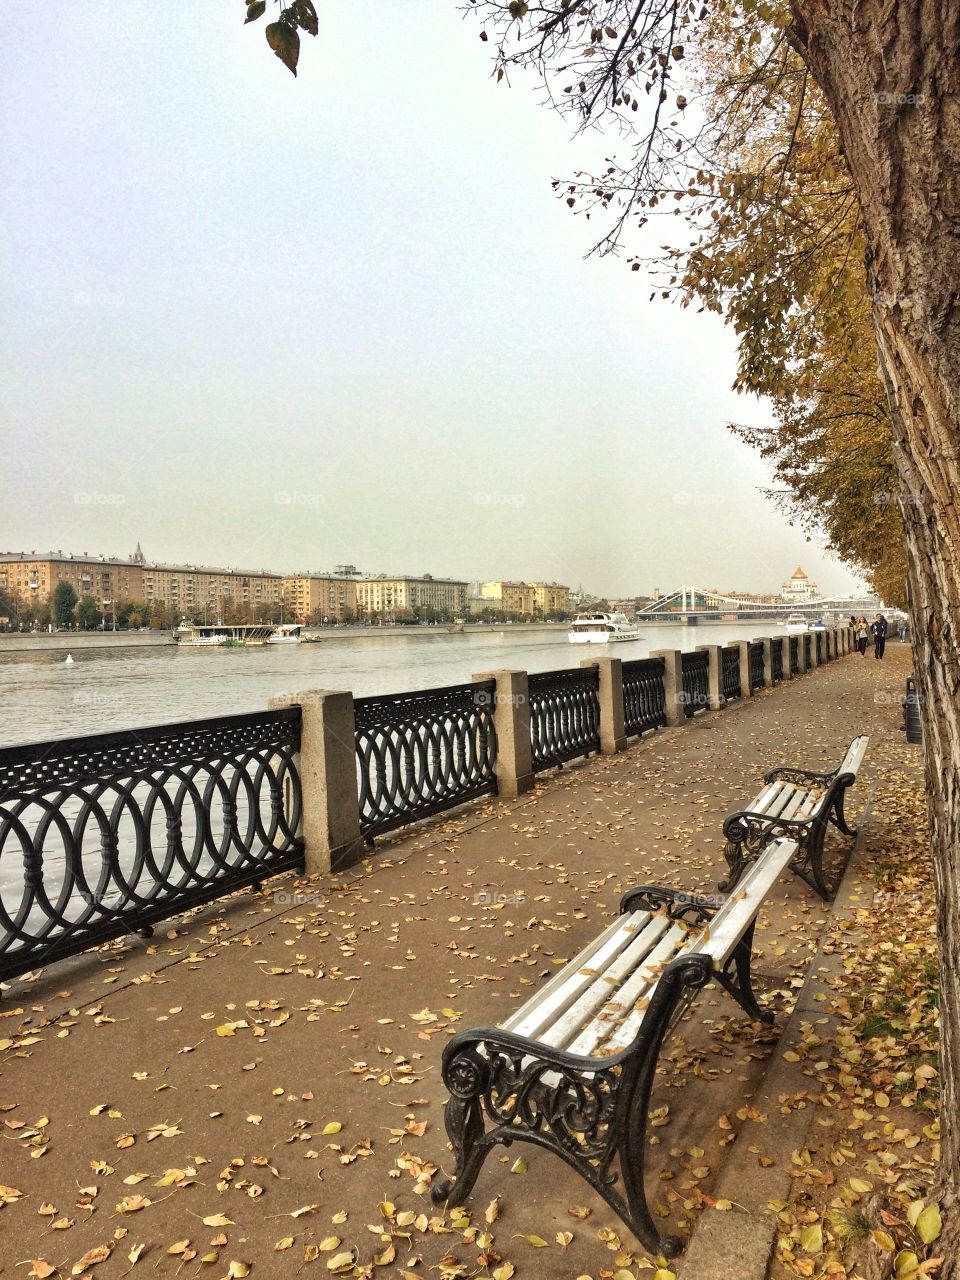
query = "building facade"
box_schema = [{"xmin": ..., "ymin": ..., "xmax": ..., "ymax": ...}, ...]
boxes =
[
  {"xmin": 530, "ymin": 582, "xmax": 571, "ymax": 615},
  {"xmin": 0, "ymin": 549, "xmax": 282, "ymax": 619},
  {"xmin": 479, "ymin": 581, "xmax": 535, "ymax": 615},
  {"xmin": 354, "ymin": 574, "xmax": 468, "ymax": 619},
  {"xmin": 0, "ymin": 551, "xmax": 146, "ymax": 611},
  {"xmin": 141, "ymin": 563, "xmax": 282, "ymax": 616},
  {"xmin": 282, "ymin": 574, "xmax": 357, "ymax": 623}
]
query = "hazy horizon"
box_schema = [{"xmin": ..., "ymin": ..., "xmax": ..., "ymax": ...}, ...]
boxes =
[{"xmin": 1, "ymin": 3, "xmax": 869, "ymax": 600}]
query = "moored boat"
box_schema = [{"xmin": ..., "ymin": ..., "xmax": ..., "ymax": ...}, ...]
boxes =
[
  {"xmin": 567, "ymin": 611, "xmax": 641, "ymax": 644},
  {"xmin": 267, "ymin": 623, "xmax": 302, "ymax": 644},
  {"xmin": 781, "ymin": 613, "xmax": 809, "ymax": 632},
  {"xmin": 174, "ymin": 622, "xmax": 275, "ymax": 647}
]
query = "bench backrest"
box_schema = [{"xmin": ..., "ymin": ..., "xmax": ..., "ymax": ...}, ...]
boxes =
[
  {"xmin": 838, "ymin": 734, "xmax": 869, "ymax": 779},
  {"xmin": 683, "ymin": 836, "xmax": 798, "ymax": 969}
]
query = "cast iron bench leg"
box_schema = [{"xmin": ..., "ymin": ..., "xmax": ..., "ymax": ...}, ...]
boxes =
[
  {"xmin": 432, "ymin": 962, "xmax": 712, "ymax": 1258},
  {"xmin": 719, "ymin": 836, "xmax": 748, "ymax": 892},
  {"xmin": 712, "ymin": 920, "xmax": 775, "ymax": 1024}
]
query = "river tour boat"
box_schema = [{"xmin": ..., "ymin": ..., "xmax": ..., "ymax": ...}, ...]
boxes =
[
  {"xmin": 567, "ymin": 611, "xmax": 641, "ymax": 644},
  {"xmin": 781, "ymin": 613, "xmax": 810, "ymax": 632},
  {"xmin": 266, "ymin": 623, "xmax": 302, "ymax": 644},
  {"xmin": 175, "ymin": 622, "xmax": 282, "ymax": 647}
]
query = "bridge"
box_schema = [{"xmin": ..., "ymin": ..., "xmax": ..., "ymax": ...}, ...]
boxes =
[{"xmin": 636, "ymin": 585, "xmax": 881, "ymax": 620}]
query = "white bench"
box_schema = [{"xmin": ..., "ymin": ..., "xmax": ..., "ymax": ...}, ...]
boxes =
[
  {"xmin": 720, "ymin": 734, "xmax": 869, "ymax": 900},
  {"xmin": 433, "ymin": 837, "xmax": 799, "ymax": 1258}
]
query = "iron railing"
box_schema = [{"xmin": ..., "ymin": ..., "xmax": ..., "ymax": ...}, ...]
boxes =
[
  {"xmin": 772, "ymin": 641, "xmax": 784, "ymax": 683},
  {"xmin": 681, "ymin": 650, "xmax": 710, "ymax": 717},
  {"xmin": 803, "ymin": 633, "xmax": 813, "ymax": 667},
  {"xmin": 0, "ymin": 709, "xmax": 303, "ymax": 984},
  {"xmin": 529, "ymin": 666, "xmax": 601, "ymax": 770},
  {"xmin": 789, "ymin": 635, "xmax": 800, "ymax": 675},
  {"xmin": 622, "ymin": 658, "xmax": 666, "ymax": 737},
  {"xmin": 749, "ymin": 641, "xmax": 765, "ymax": 692},
  {"xmin": 354, "ymin": 682, "xmax": 497, "ymax": 843},
  {"xmin": 815, "ymin": 632, "xmax": 824, "ymax": 663},
  {"xmin": 721, "ymin": 647, "xmax": 741, "ymax": 701}
]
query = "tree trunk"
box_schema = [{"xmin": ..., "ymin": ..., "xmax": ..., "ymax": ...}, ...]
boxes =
[{"xmin": 788, "ymin": 0, "xmax": 960, "ymax": 1262}]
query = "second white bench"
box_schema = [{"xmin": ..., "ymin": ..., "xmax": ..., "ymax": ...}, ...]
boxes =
[{"xmin": 720, "ymin": 734, "xmax": 868, "ymax": 900}]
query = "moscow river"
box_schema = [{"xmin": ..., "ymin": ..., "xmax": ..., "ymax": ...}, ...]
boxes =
[{"xmin": 0, "ymin": 621, "xmax": 787, "ymax": 748}]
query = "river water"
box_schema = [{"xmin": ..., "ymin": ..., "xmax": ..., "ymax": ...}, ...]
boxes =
[{"xmin": 0, "ymin": 621, "xmax": 778, "ymax": 748}]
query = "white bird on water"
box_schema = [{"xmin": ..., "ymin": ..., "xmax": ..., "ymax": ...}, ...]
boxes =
[{"xmin": 64, "ymin": 653, "xmax": 74, "ymax": 664}]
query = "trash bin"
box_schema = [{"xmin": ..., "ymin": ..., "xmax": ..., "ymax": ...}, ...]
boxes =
[{"xmin": 902, "ymin": 675, "xmax": 923, "ymax": 745}]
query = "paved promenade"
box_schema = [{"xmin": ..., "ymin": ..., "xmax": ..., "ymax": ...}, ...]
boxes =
[{"xmin": 0, "ymin": 644, "xmax": 917, "ymax": 1279}]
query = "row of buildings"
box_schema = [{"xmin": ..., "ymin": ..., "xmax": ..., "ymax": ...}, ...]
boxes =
[{"xmin": 0, "ymin": 547, "xmax": 572, "ymax": 624}]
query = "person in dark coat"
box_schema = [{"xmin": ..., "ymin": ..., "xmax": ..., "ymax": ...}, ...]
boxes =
[{"xmin": 871, "ymin": 613, "xmax": 888, "ymax": 659}]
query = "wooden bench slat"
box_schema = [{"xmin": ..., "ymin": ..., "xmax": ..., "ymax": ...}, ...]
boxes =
[
  {"xmin": 693, "ymin": 837, "xmax": 798, "ymax": 967},
  {"xmin": 569, "ymin": 922, "xmax": 689, "ymax": 1056},
  {"xmin": 503, "ymin": 910, "xmax": 651, "ymax": 1039},
  {"xmin": 536, "ymin": 915, "xmax": 673, "ymax": 1050},
  {"xmin": 840, "ymin": 735, "xmax": 869, "ymax": 776}
]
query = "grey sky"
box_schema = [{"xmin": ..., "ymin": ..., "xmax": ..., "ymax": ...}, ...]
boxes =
[{"xmin": 1, "ymin": 3, "xmax": 865, "ymax": 598}]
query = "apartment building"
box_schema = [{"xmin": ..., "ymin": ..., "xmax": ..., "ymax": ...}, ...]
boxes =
[
  {"xmin": 0, "ymin": 548, "xmax": 281, "ymax": 616},
  {"xmin": 354, "ymin": 574, "xmax": 468, "ymax": 617},
  {"xmin": 282, "ymin": 574, "xmax": 357, "ymax": 623}
]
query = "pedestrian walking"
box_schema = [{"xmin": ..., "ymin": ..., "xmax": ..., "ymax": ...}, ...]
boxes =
[
  {"xmin": 898, "ymin": 617, "xmax": 908, "ymax": 642},
  {"xmin": 856, "ymin": 616, "xmax": 870, "ymax": 655},
  {"xmin": 872, "ymin": 612, "xmax": 888, "ymax": 659}
]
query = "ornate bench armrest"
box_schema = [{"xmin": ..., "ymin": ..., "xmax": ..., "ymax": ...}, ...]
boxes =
[
  {"xmin": 619, "ymin": 883, "xmax": 721, "ymax": 924},
  {"xmin": 764, "ymin": 764, "xmax": 835, "ymax": 785},
  {"xmin": 722, "ymin": 809, "xmax": 813, "ymax": 846}
]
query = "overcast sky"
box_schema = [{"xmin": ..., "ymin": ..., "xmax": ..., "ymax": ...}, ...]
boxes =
[{"xmin": 0, "ymin": 3, "xmax": 866, "ymax": 598}]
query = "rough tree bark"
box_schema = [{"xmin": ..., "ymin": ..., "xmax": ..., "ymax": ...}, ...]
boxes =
[{"xmin": 787, "ymin": 0, "xmax": 960, "ymax": 1261}]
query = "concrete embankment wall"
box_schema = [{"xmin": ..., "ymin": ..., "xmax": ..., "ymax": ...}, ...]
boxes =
[{"xmin": 0, "ymin": 632, "xmax": 175, "ymax": 653}]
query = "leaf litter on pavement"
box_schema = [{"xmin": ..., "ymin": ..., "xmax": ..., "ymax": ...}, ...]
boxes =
[{"xmin": 0, "ymin": 652, "xmax": 925, "ymax": 1279}]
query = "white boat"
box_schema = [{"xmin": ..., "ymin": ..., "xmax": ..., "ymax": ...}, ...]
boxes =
[
  {"xmin": 175, "ymin": 622, "xmax": 273, "ymax": 647},
  {"xmin": 568, "ymin": 611, "xmax": 641, "ymax": 644},
  {"xmin": 267, "ymin": 623, "xmax": 302, "ymax": 644},
  {"xmin": 782, "ymin": 614, "xmax": 809, "ymax": 632}
]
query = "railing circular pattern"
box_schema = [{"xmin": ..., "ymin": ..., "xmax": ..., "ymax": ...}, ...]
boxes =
[
  {"xmin": 354, "ymin": 683, "xmax": 497, "ymax": 839},
  {"xmin": 748, "ymin": 641, "xmax": 765, "ymax": 692},
  {"xmin": 622, "ymin": 658, "xmax": 666, "ymax": 737},
  {"xmin": 0, "ymin": 710, "xmax": 303, "ymax": 983},
  {"xmin": 721, "ymin": 647, "xmax": 742, "ymax": 702},
  {"xmin": 528, "ymin": 667, "xmax": 601, "ymax": 771},
  {"xmin": 680, "ymin": 651, "xmax": 710, "ymax": 717}
]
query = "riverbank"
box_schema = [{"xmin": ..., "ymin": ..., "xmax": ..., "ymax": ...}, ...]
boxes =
[
  {"xmin": 0, "ymin": 623, "xmax": 570, "ymax": 654},
  {"xmin": 0, "ymin": 630, "xmax": 175, "ymax": 652},
  {"xmin": 0, "ymin": 645, "xmax": 918, "ymax": 1278}
]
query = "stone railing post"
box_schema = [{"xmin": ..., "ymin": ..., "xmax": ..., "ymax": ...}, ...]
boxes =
[
  {"xmin": 796, "ymin": 634, "xmax": 808, "ymax": 674},
  {"xmin": 581, "ymin": 657, "xmax": 627, "ymax": 754},
  {"xmin": 695, "ymin": 645, "xmax": 723, "ymax": 710},
  {"xmin": 651, "ymin": 649, "xmax": 685, "ymax": 726},
  {"xmin": 809, "ymin": 632, "xmax": 819, "ymax": 669},
  {"xmin": 736, "ymin": 640, "xmax": 752, "ymax": 696},
  {"xmin": 780, "ymin": 635, "xmax": 793, "ymax": 679},
  {"xmin": 759, "ymin": 637, "xmax": 774, "ymax": 688},
  {"xmin": 828, "ymin": 629, "xmax": 837, "ymax": 660},
  {"xmin": 268, "ymin": 689, "xmax": 363, "ymax": 874},
  {"xmin": 473, "ymin": 669, "xmax": 534, "ymax": 797}
]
